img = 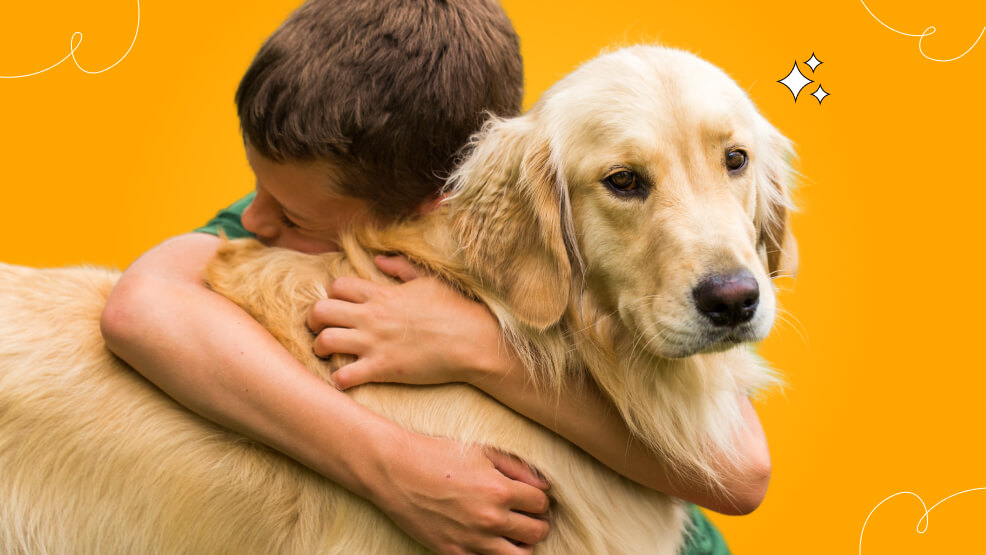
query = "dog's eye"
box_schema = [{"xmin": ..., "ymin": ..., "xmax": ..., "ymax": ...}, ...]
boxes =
[
  {"xmin": 604, "ymin": 170, "xmax": 640, "ymax": 193},
  {"xmin": 725, "ymin": 149, "xmax": 748, "ymax": 172},
  {"xmin": 606, "ymin": 171, "xmax": 636, "ymax": 190}
]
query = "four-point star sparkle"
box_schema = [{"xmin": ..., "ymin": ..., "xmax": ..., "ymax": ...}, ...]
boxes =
[
  {"xmin": 811, "ymin": 85, "xmax": 829, "ymax": 104},
  {"xmin": 777, "ymin": 62, "xmax": 814, "ymax": 101},
  {"xmin": 805, "ymin": 53, "xmax": 822, "ymax": 72},
  {"xmin": 777, "ymin": 54, "xmax": 831, "ymax": 105}
]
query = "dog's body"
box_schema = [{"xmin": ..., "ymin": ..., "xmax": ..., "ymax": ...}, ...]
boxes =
[
  {"xmin": 0, "ymin": 46, "xmax": 795, "ymax": 553},
  {"xmin": 0, "ymin": 261, "xmax": 688, "ymax": 554}
]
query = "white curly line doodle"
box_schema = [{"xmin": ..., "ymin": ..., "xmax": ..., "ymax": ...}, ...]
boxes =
[
  {"xmin": 0, "ymin": 0, "xmax": 140, "ymax": 78},
  {"xmin": 859, "ymin": 487, "xmax": 986, "ymax": 553},
  {"xmin": 859, "ymin": 0, "xmax": 983, "ymax": 62}
]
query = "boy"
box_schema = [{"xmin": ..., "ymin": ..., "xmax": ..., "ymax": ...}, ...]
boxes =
[{"xmin": 101, "ymin": 0, "xmax": 759, "ymax": 552}]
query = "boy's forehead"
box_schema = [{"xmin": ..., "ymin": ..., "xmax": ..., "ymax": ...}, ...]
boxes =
[
  {"xmin": 246, "ymin": 144, "xmax": 351, "ymax": 198},
  {"xmin": 244, "ymin": 144, "xmax": 378, "ymax": 227}
]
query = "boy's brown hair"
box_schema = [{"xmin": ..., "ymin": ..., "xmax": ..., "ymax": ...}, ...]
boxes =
[{"xmin": 235, "ymin": 0, "xmax": 524, "ymax": 219}]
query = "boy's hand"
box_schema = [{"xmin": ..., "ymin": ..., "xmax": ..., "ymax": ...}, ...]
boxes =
[
  {"xmin": 368, "ymin": 432, "xmax": 551, "ymax": 553},
  {"xmin": 308, "ymin": 255, "xmax": 552, "ymax": 551},
  {"xmin": 307, "ymin": 255, "xmax": 508, "ymax": 389}
]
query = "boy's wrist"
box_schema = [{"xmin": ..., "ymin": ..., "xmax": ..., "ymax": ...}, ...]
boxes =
[
  {"xmin": 454, "ymin": 340, "xmax": 497, "ymax": 385},
  {"xmin": 454, "ymin": 344, "xmax": 495, "ymax": 385},
  {"xmin": 344, "ymin": 416, "xmax": 414, "ymax": 505},
  {"xmin": 466, "ymin": 343, "xmax": 528, "ymax": 400}
]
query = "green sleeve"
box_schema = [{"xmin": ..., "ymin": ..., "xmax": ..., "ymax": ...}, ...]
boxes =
[
  {"xmin": 194, "ymin": 192, "xmax": 257, "ymax": 239},
  {"xmin": 680, "ymin": 504, "xmax": 731, "ymax": 555}
]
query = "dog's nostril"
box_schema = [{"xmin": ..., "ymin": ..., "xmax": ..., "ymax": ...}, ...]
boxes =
[{"xmin": 692, "ymin": 270, "xmax": 760, "ymax": 327}]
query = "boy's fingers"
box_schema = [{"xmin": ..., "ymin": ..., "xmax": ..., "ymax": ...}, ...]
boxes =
[
  {"xmin": 331, "ymin": 358, "xmax": 379, "ymax": 390},
  {"xmin": 374, "ymin": 255, "xmax": 421, "ymax": 282},
  {"xmin": 502, "ymin": 513, "xmax": 550, "ymax": 547},
  {"xmin": 486, "ymin": 449, "xmax": 549, "ymax": 492},
  {"xmin": 506, "ymin": 480, "xmax": 551, "ymax": 517},
  {"xmin": 329, "ymin": 276, "xmax": 377, "ymax": 303},
  {"xmin": 312, "ymin": 327, "xmax": 366, "ymax": 359},
  {"xmin": 307, "ymin": 298, "xmax": 359, "ymax": 332}
]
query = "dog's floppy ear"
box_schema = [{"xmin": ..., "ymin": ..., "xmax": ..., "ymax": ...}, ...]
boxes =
[
  {"xmin": 446, "ymin": 116, "xmax": 572, "ymax": 330},
  {"xmin": 755, "ymin": 119, "xmax": 798, "ymax": 279}
]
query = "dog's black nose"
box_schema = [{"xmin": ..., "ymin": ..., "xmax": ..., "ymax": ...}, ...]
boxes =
[{"xmin": 692, "ymin": 270, "xmax": 760, "ymax": 327}]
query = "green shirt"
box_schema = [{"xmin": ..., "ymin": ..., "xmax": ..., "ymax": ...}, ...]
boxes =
[
  {"xmin": 195, "ymin": 192, "xmax": 257, "ymax": 239},
  {"xmin": 683, "ymin": 504, "xmax": 730, "ymax": 555},
  {"xmin": 196, "ymin": 195, "xmax": 731, "ymax": 555}
]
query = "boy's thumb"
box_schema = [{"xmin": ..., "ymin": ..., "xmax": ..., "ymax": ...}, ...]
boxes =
[
  {"xmin": 486, "ymin": 449, "xmax": 550, "ymax": 491},
  {"xmin": 374, "ymin": 255, "xmax": 420, "ymax": 282},
  {"xmin": 331, "ymin": 362, "xmax": 370, "ymax": 390}
]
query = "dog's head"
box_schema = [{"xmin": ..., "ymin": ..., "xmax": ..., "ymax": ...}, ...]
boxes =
[{"xmin": 448, "ymin": 46, "xmax": 796, "ymax": 360}]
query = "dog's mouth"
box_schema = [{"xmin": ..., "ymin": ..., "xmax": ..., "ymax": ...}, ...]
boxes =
[
  {"xmin": 619, "ymin": 285, "xmax": 774, "ymax": 359},
  {"xmin": 630, "ymin": 306, "xmax": 773, "ymax": 358},
  {"xmin": 654, "ymin": 325, "xmax": 760, "ymax": 359},
  {"xmin": 699, "ymin": 325, "xmax": 761, "ymax": 351}
]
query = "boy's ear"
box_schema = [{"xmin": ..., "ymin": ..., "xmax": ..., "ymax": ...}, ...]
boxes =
[{"xmin": 446, "ymin": 117, "xmax": 572, "ymax": 330}]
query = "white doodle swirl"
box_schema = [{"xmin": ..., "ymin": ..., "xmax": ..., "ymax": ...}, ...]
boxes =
[
  {"xmin": 0, "ymin": 0, "xmax": 140, "ymax": 78},
  {"xmin": 859, "ymin": 0, "xmax": 983, "ymax": 62},
  {"xmin": 859, "ymin": 488, "xmax": 986, "ymax": 553}
]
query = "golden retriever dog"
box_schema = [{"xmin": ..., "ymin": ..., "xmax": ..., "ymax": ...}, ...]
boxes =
[{"xmin": 0, "ymin": 45, "xmax": 796, "ymax": 554}]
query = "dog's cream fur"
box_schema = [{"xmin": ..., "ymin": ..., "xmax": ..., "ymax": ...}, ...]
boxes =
[{"xmin": 0, "ymin": 46, "xmax": 795, "ymax": 554}]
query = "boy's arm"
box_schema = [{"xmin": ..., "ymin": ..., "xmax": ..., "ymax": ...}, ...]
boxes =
[
  {"xmin": 312, "ymin": 256, "xmax": 770, "ymax": 515},
  {"xmin": 100, "ymin": 233, "xmax": 550, "ymax": 554},
  {"xmin": 469, "ymin": 366, "xmax": 770, "ymax": 516}
]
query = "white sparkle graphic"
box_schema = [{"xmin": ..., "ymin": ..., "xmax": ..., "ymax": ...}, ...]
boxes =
[
  {"xmin": 805, "ymin": 53, "xmax": 822, "ymax": 72},
  {"xmin": 777, "ymin": 62, "xmax": 814, "ymax": 102},
  {"xmin": 811, "ymin": 85, "xmax": 830, "ymax": 104}
]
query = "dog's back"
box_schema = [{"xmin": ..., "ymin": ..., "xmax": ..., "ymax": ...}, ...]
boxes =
[{"xmin": 0, "ymin": 261, "xmax": 687, "ymax": 554}]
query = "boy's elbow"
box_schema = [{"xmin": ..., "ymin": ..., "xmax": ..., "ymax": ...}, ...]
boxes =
[
  {"xmin": 712, "ymin": 452, "xmax": 771, "ymax": 516},
  {"xmin": 100, "ymin": 273, "xmax": 161, "ymax": 352},
  {"xmin": 102, "ymin": 233, "xmax": 221, "ymax": 350},
  {"xmin": 726, "ymin": 457, "xmax": 771, "ymax": 515}
]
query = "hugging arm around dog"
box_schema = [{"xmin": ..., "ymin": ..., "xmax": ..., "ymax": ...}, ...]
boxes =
[
  {"xmin": 100, "ymin": 230, "xmax": 553, "ymax": 554},
  {"xmin": 104, "ymin": 169, "xmax": 764, "ymax": 555},
  {"xmin": 103, "ymin": 199, "xmax": 754, "ymax": 554}
]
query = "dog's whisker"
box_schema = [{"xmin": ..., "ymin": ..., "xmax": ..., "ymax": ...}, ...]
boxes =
[
  {"xmin": 620, "ymin": 314, "xmax": 676, "ymax": 376},
  {"xmin": 632, "ymin": 319, "xmax": 684, "ymax": 363},
  {"xmin": 778, "ymin": 312, "xmax": 810, "ymax": 345},
  {"xmin": 772, "ymin": 310, "xmax": 809, "ymax": 346},
  {"xmin": 625, "ymin": 311, "xmax": 659, "ymax": 355},
  {"xmin": 769, "ymin": 271, "xmax": 796, "ymax": 287}
]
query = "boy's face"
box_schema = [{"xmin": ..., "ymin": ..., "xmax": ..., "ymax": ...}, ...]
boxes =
[{"xmin": 242, "ymin": 145, "xmax": 377, "ymax": 253}]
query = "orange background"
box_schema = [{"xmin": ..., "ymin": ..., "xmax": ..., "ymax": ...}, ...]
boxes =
[{"xmin": 3, "ymin": 0, "xmax": 985, "ymax": 552}]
